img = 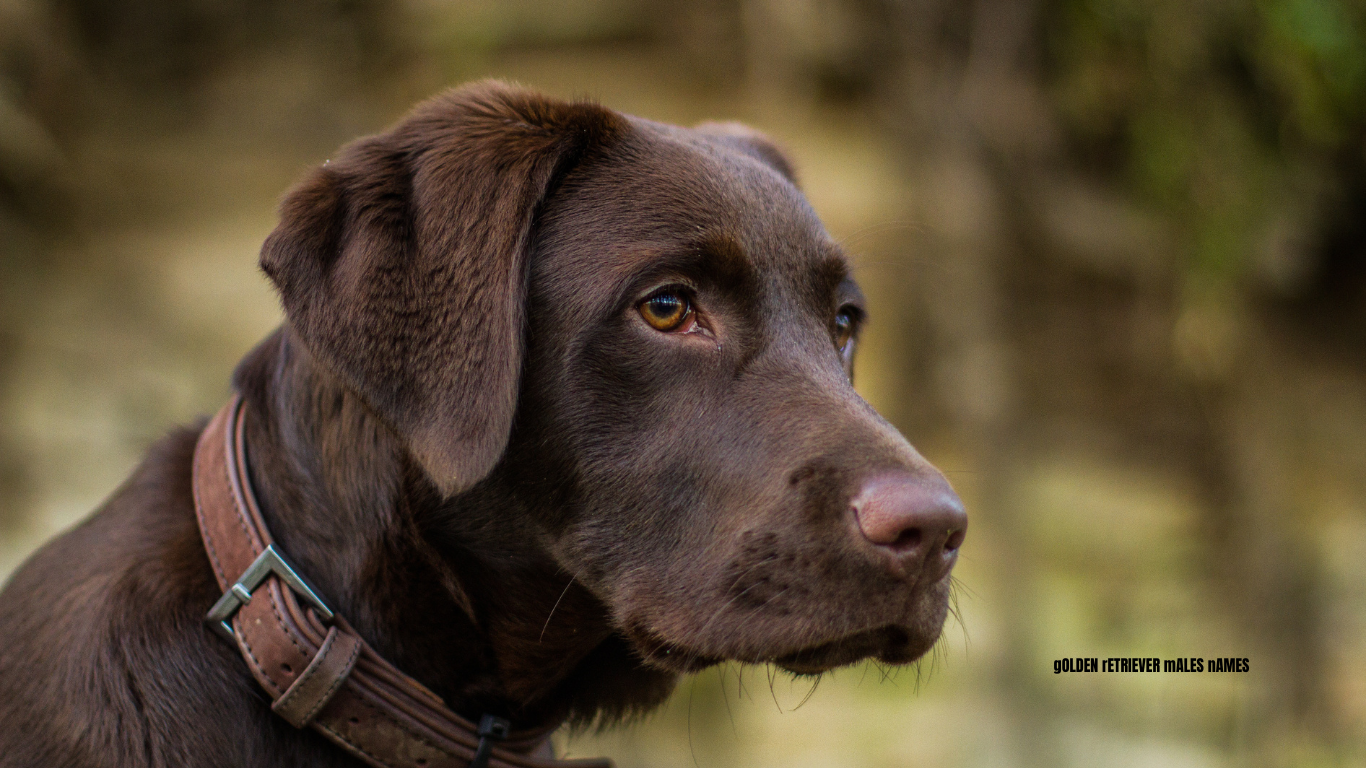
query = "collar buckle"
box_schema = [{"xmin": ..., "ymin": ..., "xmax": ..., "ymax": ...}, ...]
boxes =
[{"xmin": 206, "ymin": 544, "xmax": 335, "ymax": 641}]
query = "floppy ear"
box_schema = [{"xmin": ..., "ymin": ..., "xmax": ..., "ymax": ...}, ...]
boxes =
[
  {"xmin": 693, "ymin": 121, "xmax": 799, "ymax": 185},
  {"xmin": 261, "ymin": 81, "xmax": 626, "ymax": 496}
]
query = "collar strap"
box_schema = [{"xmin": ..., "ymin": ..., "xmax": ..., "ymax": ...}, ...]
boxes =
[{"xmin": 192, "ymin": 395, "xmax": 611, "ymax": 768}]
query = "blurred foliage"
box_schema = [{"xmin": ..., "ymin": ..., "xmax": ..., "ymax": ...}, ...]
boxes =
[
  {"xmin": 52, "ymin": 0, "xmax": 397, "ymax": 86},
  {"xmin": 1047, "ymin": 0, "xmax": 1366, "ymax": 323}
]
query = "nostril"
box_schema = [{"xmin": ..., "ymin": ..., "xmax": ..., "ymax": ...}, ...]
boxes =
[
  {"xmin": 891, "ymin": 527, "xmax": 923, "ymax": 551},
  {"xmin": 945, "ymin": 528, "xmax": 965, "ymax": 553}
]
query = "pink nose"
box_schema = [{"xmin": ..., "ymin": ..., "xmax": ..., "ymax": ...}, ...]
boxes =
[{"xmin": 851, "ymin": 472, "xmax": 966, "ymax": 580}]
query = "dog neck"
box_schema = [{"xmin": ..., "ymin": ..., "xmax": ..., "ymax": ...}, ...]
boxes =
[{"xmin": 228, "ymin": 328, "xmax": 676, "ymax": 730}]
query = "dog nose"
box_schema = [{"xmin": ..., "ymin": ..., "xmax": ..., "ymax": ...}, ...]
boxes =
[{"xmin": 852, "ymin": 472, "xmax": 966, "ymax": 580}]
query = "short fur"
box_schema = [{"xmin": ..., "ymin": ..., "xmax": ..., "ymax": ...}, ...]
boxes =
[{"xmin": 0, "ymin": 81, "xmax": 958, "ymax": 766}]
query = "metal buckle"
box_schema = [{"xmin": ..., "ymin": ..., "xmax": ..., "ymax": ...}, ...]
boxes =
[{"xmin": 206, "ymin": 544, "xmax": 335, "ymax": 641}]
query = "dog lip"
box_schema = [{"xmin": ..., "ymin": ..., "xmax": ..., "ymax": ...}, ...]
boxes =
[
  {"xmin": 628, "ymin": 617, "xmax": 936, "ymax": 676},
  {"xmin": 772, "ymin": 625, "xmax": 923, "ymax": 674}
]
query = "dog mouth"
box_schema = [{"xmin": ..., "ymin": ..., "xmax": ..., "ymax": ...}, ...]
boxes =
[
  {"xmin": 611, "ymin": 516, "xmax": 960, "ymax": 677},
  {"xmin": 772, "ymin": 625, "xmax": 932, "ymax": 674},
  {"xmin": 624, "ymin": 621, "xmax": 937, "ymax": 675}
]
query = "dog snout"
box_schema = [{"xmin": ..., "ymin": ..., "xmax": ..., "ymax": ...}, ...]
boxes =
[{"xmin": 851, "ymin": 472, "xmax": 966, "ymax": 581}]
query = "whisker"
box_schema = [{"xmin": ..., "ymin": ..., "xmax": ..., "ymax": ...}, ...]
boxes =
[
  {"xmin": 794, "ymin": 673, "xmax": 823, "ymax": 709},
  {"xmin": 538, "ymin": 571, "xmax": 581, "ymax": 643},
  {"xmin": 766, "ymin": 663, "xmax": 783, "ymax": 712},
  {"xmin": 716, "ymin": 664, "xmax": 737, "ymax": 735},
  {"xmin": 687, "ymin": 677, "xmax": 700, "ymax": 768}
]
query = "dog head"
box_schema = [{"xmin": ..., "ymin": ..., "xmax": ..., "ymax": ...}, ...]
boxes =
[{"xmin": 261, "ymin": 81, "xmax": 964, "ymax": 683}]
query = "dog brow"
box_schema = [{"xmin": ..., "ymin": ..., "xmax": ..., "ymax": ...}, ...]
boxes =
[
  {"xmin": 812, "ymin": 248, "xmax": 851, "ymax": 299},
  {"xmin": 694, "ymin": 234, "xmax": 760, "ymax": 289},
  {"xmin": 628, "ymin": 233, "xmax": 760, "ymax": 293}
]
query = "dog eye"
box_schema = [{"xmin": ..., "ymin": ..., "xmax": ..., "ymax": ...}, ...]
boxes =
[
  {"xmin": 639, "ymin": 291, "xmax": 693, "ymax": 332},
  {"xmin": 834, "ymin": 308, "xmax": 858, "ymax": 353}
]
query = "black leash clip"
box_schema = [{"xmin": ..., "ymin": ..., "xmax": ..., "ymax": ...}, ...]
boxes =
[{"xmin": 469, "ymin": 714, "xmax": 511, "ymax": 768}]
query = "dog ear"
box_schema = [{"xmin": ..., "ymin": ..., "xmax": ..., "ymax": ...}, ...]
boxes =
[
  {"xmin": 693, "ymin": 121, "xmax": 798, "ymax": 185},
  {"xmin": 261, "ymin": 81, "xmax": 626, "ymax": 496}
]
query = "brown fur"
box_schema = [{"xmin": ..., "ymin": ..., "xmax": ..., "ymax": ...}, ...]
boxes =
[{"xmin": 0, "ymin": 81, "xmax": 960, "ymax": 766}]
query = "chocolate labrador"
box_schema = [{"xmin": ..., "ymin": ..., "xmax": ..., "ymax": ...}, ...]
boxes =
[{"xmin": 0, "ymin": 80, "xmax": 965, "ymax": 766}]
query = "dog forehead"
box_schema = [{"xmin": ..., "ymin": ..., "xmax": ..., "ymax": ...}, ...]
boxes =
[{"xmin": 533, "ymin": 115, "xmax": 846, "ymax": 294}]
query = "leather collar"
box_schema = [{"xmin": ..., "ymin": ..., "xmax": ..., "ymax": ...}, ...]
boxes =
[{"xmin": 192, "ymin": 395, "xmax": 611, "ymax": 768}]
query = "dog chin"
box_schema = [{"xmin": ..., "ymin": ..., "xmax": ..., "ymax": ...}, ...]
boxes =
[
  {"xmin": 772, "ymin": 624, "xmax": 941, "ymax": 675},
  {"xmin": 626, "ymin": 619, "xmax": 944, "ymax": 676}
]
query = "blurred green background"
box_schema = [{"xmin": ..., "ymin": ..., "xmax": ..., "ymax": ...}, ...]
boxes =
[{"xmin": 1, "ymin": 0, "xmax": 1364, "ymax": 766}]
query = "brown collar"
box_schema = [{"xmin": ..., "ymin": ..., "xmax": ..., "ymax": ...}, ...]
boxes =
[{"xmin": 192, "ymin": 395, "xmax": 612, "ymax": 768}]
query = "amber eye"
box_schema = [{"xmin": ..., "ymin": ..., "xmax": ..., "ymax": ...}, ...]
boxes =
[
  {"xmin": 834, "ymin": 308, "xmax": 857, "ymax": 352},
  {"xmin": 639, "ymin": 291, "xmax": 693, "ymax": 332}
]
